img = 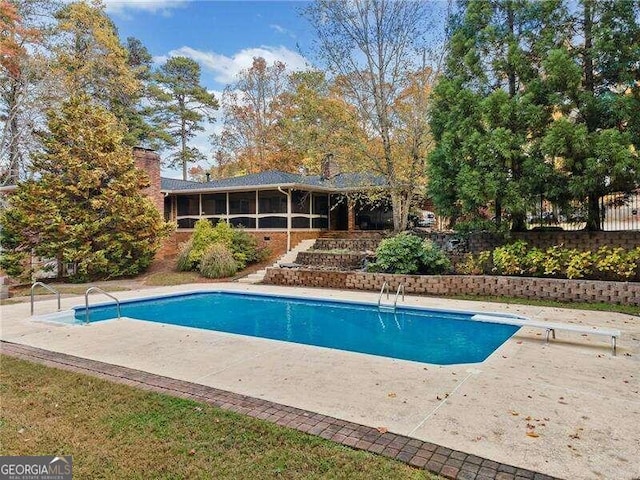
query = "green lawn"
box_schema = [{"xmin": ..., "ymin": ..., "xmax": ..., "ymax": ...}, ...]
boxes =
[
  {"xmin": 0, "ymin": 356, "xmax": 437, "ymax": 479},
  {"xmin": 445, "ymin": 294, "xmax": 640, "ymax": 316}
]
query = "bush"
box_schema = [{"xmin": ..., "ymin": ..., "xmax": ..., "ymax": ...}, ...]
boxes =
[
  {"xmin": 188, "ymin": 219, "xmax": 234, "ymax": 266},
  {"xmin": 487, "ymin": 241, "xmax": 639, "ymax": 281},
  {"xmin": 176, "ymin": 239, "xmax": 194, "ymax": 271},
  {"xmin": 456, "ymin": 251, "xmax": 492, "ymax": 275},
  {"xmin": 231, "ymin": 228, "xmax": 270, "ymax": 269},
  {"xmin": 199, "ymin": 243, "xmax": 238, "ymax": 278},
  {"xmin": 368, "ymin": 233, "xmax": 451, "ymax": 275},
  {"xmin": 492, "ymin": 240, "xmax": 529, "ymax": 275},
  {"xmin": 421, "ymin": 240, "xmax": 452, "ymax": 274}
]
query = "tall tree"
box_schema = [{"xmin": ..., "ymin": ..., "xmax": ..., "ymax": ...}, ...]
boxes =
[
  {"xmin": 276, "ymin": 70, "xmax": 368, "ymax": 175},
  {"xmin": 214, "ymin": 57, "xmax": 290, "ymax": 174},
  {"xmin": 541, "ymin": 0, "xmax": 640, "ymax": 230},
  {"xmin": 0, "ymin": 0, "xmax": 54, "ymax": 185},
  {"xmin": 304, "ymin": 0, "xmax": 441, "ymax": 231},
  {"xmin": 121, "ymin": 36, "xmax": 174, "ymax": 149},
  {"xmin": 150, "ymin": 56, "xmax": 218, "ymax": 180},
  {"xmin": 0, "ymin": 95, "xmax": 172, "ymax": 281},
  {"xmin": 52, "ymin": 1, "xmax": 139, "ymax": 110},
  {"xmin": 429, "ymin": 0, "xmax": 569, "ymax": 230}
]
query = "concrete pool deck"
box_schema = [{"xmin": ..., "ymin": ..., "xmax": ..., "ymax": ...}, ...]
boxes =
[{"xmin": 1, "ymin": 283, "xmax": 639, "ymax": 480}]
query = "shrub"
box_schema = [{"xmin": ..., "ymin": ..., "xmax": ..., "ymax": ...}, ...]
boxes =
[
  {"xmin": 199, "ymin": 243, "xmax": 238, "ymax": 278},
  {"xmin": 368, "ymin": 233, "xmax": 451, "ymax": 275},
  {"xmin": 456, "ymin": 251, "xmax": 491, "ymax": 275},
  {"xmin": 421, "ymin": 240, "xmax": 452, "ymax": 274},
  {"xmin": 566, "ymin": 250, "xmax": 596, "ymax": 279},
  {"xmin": 176, "ymin": 239, "xmax": 194, "ymax": 271},
  {"xmin": 187, "ymin": 219, "xmax": 235, "ymax": 267},
  {"xmin": 368, "ymin": 233, "xmax": 426, "ymax": 274},
  {"xmin": 594, "ymin": 246, "xmax": 640, "ymax": 280},
  {"xmin": 492, "ymin": 240, "xmax": 529, "ymax": 275},
  {"xmin": 231, "ymin": 228, "xmax": 270, "ymax": 269}
]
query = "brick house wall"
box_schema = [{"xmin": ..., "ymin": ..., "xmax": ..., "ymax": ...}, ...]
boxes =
[
  {"xmin": 133, "ymin": 147, "xmax": 164, "ymax": 214},
  {"xmin": 155, "ymin": 229, "xmax": 322, "ymax": 260}
]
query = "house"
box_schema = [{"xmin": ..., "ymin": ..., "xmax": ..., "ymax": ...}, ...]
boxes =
[{"xmin": 136, "ymin": 150, "xmax": 392, "ymax": 256}]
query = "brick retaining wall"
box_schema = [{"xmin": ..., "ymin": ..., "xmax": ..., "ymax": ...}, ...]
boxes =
[
  {"xmin": 513, "ymin": 231, "xmax": 640, "ymax": 251},
  {"xmin": 263, "ymin": 269, "xmax": 640, "ymax": 306},
  {"xmin": 296, "ymin": 251, "xmax": 368, "ymax": 269},
  {"xmin": 313, "ymin": 238, "xmax": 381, "ymax": 252}
]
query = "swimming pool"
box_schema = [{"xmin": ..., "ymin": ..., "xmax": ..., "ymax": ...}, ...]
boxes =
[{"xmin": 75, "ymin": 292, "xmax": 521, "ymax": 365}]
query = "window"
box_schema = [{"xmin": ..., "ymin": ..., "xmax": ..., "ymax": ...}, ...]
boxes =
[
  {"xmin": 230, "ymin": 217, "xmax": 256, "ymax": 228},
  {"xmin": 292, "ymin": 190, "xmax": 310, "ymax": 214},
  {"xmin": 201, "ymin": 194, "xmax": 226, "ymax": 215},
  {"xmin": 292, "ymin": 217, "xmax": 310, "ymax": 228},
  {"xmin": 258, "ymin": 190, "xmax": 287, "ymax": 213},
  {"xmin": 258, "ymin": 217, "xmax": 287, "ymax": 229},
  {"xmin": 229, "ymin": 191, "xmax": 256, "ymax": 214},
  {"xmin": 313, "ymin": 194, "xmax": 329, "ymax": 216},
  {"xmin": 176, "ymin": 195, "xmax": 199, "ymax": 216},
  {"xmin": 177, "ymin": 218, "xmax": 198, "ymax": 229}
]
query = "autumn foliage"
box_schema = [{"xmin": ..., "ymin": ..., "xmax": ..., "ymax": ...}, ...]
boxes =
[{"xmin": 0, "ymin": 96, "xmax": 173, "ymax": 281}]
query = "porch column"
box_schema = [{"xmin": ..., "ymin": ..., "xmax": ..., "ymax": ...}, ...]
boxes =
[{"xmin": 347, "ymin": 197, "xmax": 356, "ymax": 232}]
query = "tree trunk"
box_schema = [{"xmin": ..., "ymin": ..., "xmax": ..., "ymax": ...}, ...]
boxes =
[
  {"xmin": 7, "ymin": 81, "xmax": 20, "ymax": 184},
  {"xmin": 585, "ymin": 195, "xmax": 601, "ymax": 231},
  {"xmin": 390, "ymin": 190, "xmax": 410, "ymax": 232}
]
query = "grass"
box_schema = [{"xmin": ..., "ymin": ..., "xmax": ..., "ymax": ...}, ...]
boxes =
[
  {"xmin": 143, "ymin": 271, "xmax": 204, "ymax": 286},
  {"xmin": 7, "ymin": 284, "xmax": 131, "ymax": 300},
  {"xmin": 446, "ymin": 294, "xmax": 640, "ymax": 316},
  {"xmin": 0, "ymin": 356, "xmax": 436, "ymax": 480}
]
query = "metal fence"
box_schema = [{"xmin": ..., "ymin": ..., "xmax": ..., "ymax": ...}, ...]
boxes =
[{"xmin": 527, "ymin": 191, "xmax": 640, "ymax": 231}]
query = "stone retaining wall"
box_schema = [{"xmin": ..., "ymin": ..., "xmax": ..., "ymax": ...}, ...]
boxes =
[
  {"xmin": 513, "ymin": 230, "xmax": 640, "ymax": 251},
  {"xmin": 295, "ymin": 251, "xmax": 368, "ymax": 269},
  {"xmin": 313, "ymin": 238, "xmax": 381, "ymax": 252},
  {"xmin": 263, "ymin": 268, "xmax": 640, "ymax": 306}
]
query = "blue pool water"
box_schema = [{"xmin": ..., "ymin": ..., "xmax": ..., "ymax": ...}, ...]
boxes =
[{"xmin": 75, "ymin": 292, "xmax": 520, "ymax": 365}]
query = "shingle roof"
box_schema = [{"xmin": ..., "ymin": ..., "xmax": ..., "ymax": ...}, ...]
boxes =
[{"xmin": 160, "ymin": 170, "xmax": 386, "ymax": 192}]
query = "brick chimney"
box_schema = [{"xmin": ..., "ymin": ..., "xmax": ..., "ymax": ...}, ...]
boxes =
[
  {"xmin": 133, "ymin": 147, "xmax": 163, "ymax": 214},
  {"xmin": 321, "ymin": 153, "xmax": 339, "ymax": 180}
]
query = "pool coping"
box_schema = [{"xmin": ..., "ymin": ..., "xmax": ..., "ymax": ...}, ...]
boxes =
[{"xmin": 1, "ymin": 340, "xmax": 558, "ymax": 480}]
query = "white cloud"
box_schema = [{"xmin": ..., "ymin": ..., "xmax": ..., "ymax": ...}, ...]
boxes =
[
  {"xmin": 103, "ymin": 0, "xmax": 187, "ymax": 17},
  {"xmin": 269, "ymin": 23, "xmax": 296, "ymax": 39},
  {"xmin": 164, "ymin": 45, "xmax": 310, "ymax": 84}
]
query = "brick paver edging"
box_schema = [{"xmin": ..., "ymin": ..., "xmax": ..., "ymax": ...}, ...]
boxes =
[{"xmin": 0, "ymin": 341, "xmax": 558, "ymax": 480}]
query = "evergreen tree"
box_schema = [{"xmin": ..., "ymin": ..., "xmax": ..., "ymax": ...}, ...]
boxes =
[
  {"xmin": 121, "ymin": 36, "xmax": 174, "ymax": 149},
  {"xmin": 0, "ymin": 95, "xmax": 172, "ymax": 281},
  {"xmin": 53, "ymin": 1, "xmax": 139, "ymax": 108},
  {"xmin": 541, "ymin": 0, "xmax": 640, "ymax": 230},
  {"xmin": 149, "ymin": 56, "xmax": 218, "ymax": 180}
]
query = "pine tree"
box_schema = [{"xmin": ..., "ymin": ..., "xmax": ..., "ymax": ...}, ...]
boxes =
[
  {"xmin": 149, "ymin": 56, "xmax": 218, "ymax": 180},
  {"xmin": 0, "ymin": 95, "xmax": 172, "ymax": 281}
]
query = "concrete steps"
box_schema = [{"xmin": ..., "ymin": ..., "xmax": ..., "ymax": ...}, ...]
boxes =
[{"xmin": 237, "ymin": 239, "xmax": 317, "ymax": 284}]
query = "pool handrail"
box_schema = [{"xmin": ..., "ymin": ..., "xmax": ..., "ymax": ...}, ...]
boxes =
[
  {"xmin": 84, "ymin": 287, "xmax": 121, "ymax": 324},
  {"xmin": 378, "ymin": 281, "xmax": 390, "ymax": 307},
  {"xmin": 394, "ymin": 283, "xmax": 405, "ymax": 308},
  {"xmin": 30, "ymin": 282, "xmax": 61, "ymax": 316}
]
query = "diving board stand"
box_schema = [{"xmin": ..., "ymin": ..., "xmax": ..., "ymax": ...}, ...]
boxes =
[{"xmin": 471, "ymin": 314, "xmax": 620, "ymax": 355}]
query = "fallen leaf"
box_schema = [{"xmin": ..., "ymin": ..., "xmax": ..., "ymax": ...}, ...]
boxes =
[
  {"xmin": 524, "ymin": 416, "xmax": 532, "ymax": 421},
  {"xmin": 516, "ymin": 341, "xmax": 523, "ymax": 344},
  {"xmin": 388, "ymin": 392, "xmax": 396, "ymax": 398},
  {"xmin": 526, "ymin": 431, "xmax": 540, "ymax": 438},
  {"xmin": 18, "ymin": 428, "xmax": 24, "ymax": 434},
  {"xmin": 510, "ymin": 411, "xmax": 520, "ymax": 416},
  {"xmin": 188, "ymin": 449, "xmax": 196, "ymax": 456},
  {"xmin": 376, "ymin": 426, "xmax": 388, "ymax": 434}
]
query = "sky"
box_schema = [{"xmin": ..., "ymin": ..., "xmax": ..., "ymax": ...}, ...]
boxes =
[{"xmin": 105, "ymin": 0, "xmax": 316, "ymax": 177}]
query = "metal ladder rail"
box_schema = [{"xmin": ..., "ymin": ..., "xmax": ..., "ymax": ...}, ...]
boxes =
[
  {"xmin": 84, "ymin": 287, "xmax": 121, "ymax": 324},
  {"xmin": 394, "ymin": 283, "xmax": 405, "ymax": 309},
  {"xmin": 377, "ymin": 281, "xmax": 390, "ymax": 307},
  {"xmin": 30, "ymin": 282, "xmax": 61, "ymax": 316}
]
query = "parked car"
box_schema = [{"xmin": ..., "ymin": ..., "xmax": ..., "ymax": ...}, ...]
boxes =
[{"xmin": 418, "ymin": 211, "xmax": 436, "ymax": 227}]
